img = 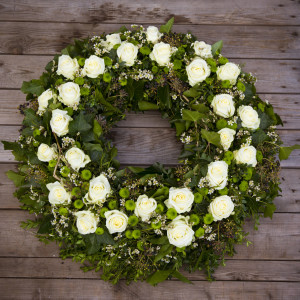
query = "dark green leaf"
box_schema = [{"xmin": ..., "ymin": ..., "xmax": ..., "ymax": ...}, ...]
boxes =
[
  {"xmin": 264, "ymin": 203, "xmax": 276, "ymax": 219},
  {"xmin": 69, "ymin": 111, "xmax": 92, "ymax": 135},
  {"xmin": 183, "ymin": 87, "xmax": 200, "ymax": 98},
  {"xmin": 93, "ymin": 120, "xmax": 103, "ymax": 138},
  {"xmin": 279, "ymin": 144, "xmax": 300, "ymax": 161},
  {"xmin": 252, "ymin": 129, "xmax": 268, "ymax": 146},
  {"xmin": 175, "ymin": 122, "xmax": 186, "ymax": 136},
  {"xmin": 154, "ymin": 244, "xmax": 173, "ymax": 263},
  {"xmin": 172, "ymin": 270, "xmax": 192, "ymax": 284},
  {"xmin": 191, "ymin": 104, "xmax": 209, "ymax": 113},
  {"xmin": 159, "ymin": 17, "xmax": 174, "ymax": 34},
  {"xmin": 38, "ymin": 215, "xmax": 53, "ymax": 234},
  {"xmin": 138, "ymin": 101, "xmax": 159, "ymax": 110},
  {"xmin": 211, "ymin": 40, "xmax": 223, "ymax": 56},
  {"xmin": 2, "ymin": 141, "xmax": 27, "ymax": 161},
  {"xmin": 146, "ymin": 270, "xmax": 173, "ymax": 286},
  {"xmin": 21, "ymin": 79, "xmax": 44, "ymax": 96},
  {"xmin": 6, "ymin": 170, "xmax": 25, "ymax": 187},
  {"xmin": 201, "ymin": 129, "xmax": 221, "ymax": 147},
  {"xmin": 149, "ymin": 236, "xmax": 169, "ymax": 245},
  {"xmin": 158, "ymin": 85, "xmax": 171, "ymax": 109},
  {"xmin": 84, "ymin": 232, "xmax": 115, "ymax": 255},
  {"xmin": 182, "ymin": 110, "xmax": 205, "ymax": 122}
]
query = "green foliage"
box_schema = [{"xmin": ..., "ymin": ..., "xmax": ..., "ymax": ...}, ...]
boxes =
[
  {"xmin": 159, "ymin": 17, "xmax": 174, "ymax": 34},
  {"xmin": 138, "ymin": 101, "xmax": 159, "ymax": 110},
  {"xmin": 201, "ymin": 129, "xmax": 221, "ymax": 147},
  {"xmin": 84, "ymin": 232, "xmax": 116, "ymax": 255},
  {"xmin": 211, "ymin": 40, "xmax": 223, "ymax": 56},
  {"xmin": 182, "ymin": 110, "xmax": 205, "ymax": 122},
  {"xmin": 21, "ymin": 79, "xmax": 44, "ymax": 96},
  {"xmin": 279, "ymin": 145, "xmax": 300, "ymax": 160},
  {"xmin": 6, "ymin": 170, "xmax": 25, "ymax": 187}
]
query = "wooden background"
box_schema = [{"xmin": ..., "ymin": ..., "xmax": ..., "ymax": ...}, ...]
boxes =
[{"xmin": 0, "ymin": 0, "xmax": 300, "ymax": 299}]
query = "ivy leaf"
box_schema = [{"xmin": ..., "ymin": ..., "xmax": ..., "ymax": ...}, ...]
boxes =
[
  {"xmin": 279, "ymin": 144, "xmax": 300, "ymax": 161},
  {"xmin": 2, "ymin": 141, "xmax": 27, "ymax": 161},
  {"xmin": 146, "ymin": 270, "xmax": 173, "ymax": 286},
  {"xmin": 211, "ymin": 40, "xmax": 223, "ymax": 56},
  {"xmin": 154, "ymin": 244, "xmax": 173, "ymax": 263},
  {"xmin": 138, "ymin": 101, "xmax": 159, "ymax": 111},
  {"xmin": 159, "ymin": 17, "xmax": 174, "ymax": 34},
  {"xmin": 182, "ymin": 110, "xmax": 205, "ymax": 122},
  {"xmin": 172, "ymin": 270, "xmax": 192, "ymax": 284},
  {"xmin": 264, "ymin": 203, "xmax": 276, "ymax": 219},
  {"xmin": 158, "ymin": 85, "xmax": 171, "ymax": 109},
  {"xmin": 6, "ymin": 170, "xmax": 25, "ymax": 187},
  {"xmin": 69, "ymin": 111, "xmax": 92, "ymax": 135},
  {"xmin": 174, "ymin": 121, "xmax": 186, "ymax": 136},
  {"xmin": 191, "ymin": 104, "xmax": 209, "ymax": 113},
  {"xmin": 183, "ymin": 87, "xmax": 200, "ymax": 98},
  {"xmin": 93, "ymin": 120, "xmax": 102, "ymax": 138},
  {"xmin": 21, "ymin": 79, "xmax": 44, "ymax": 96},
  {"xmin": 84, "ymin": 232, "xmax": 115, "ymax": 255},
  {"xmin": 252, "ymin": 129, "xmax": 268, "ymax": 146},
  {"xmin": 23, "ymin": 108, "xmax": 42, "ymax": 128},
  {"xmin": 201, "ymin": 129, "xmax": 221, "ymax": 147}
]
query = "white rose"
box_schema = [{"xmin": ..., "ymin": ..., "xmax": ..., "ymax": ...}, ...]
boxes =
[
  {"xmin": 37, "ymin": 143, "xmax": 56, "ymax": 162},
  {"xmin": 167, "ymin": 216, "xmax": 194, "ymax": 248},
  {"xmin": 149, "ymin": 42, "xmax": 171, "ymax": 66},
  {"xmin": 211, "ymin": 94, "xmax": 235, "ymax": 118},
  {"xmin": 117, "ymin": 42, "xmax": 138, "ymax": 66},
  {"xmin": 206, "ymin": 161, "xmax": 228, "ymax": 190},
  {"xmin": 165, "ymin": 187, "xmax": 194, "ymax": 214},
  {"xmin": 65, "ymin": 147, "xmax": 91, "ymax": 171},
  {"xmin": 38, "ymin": 89, "xmax": 53, "ymax": 111},
  {"xmin": 216, "ymin": 62, "xmax": 240, "ymax": 85},
  {"xmin": 194, "ymin": 41, "xmax": 212, "ymax": 58},
  {"xmin": 46, "ymin": 181, "xmax": 71, "ymax": 205},
  {"xmin": 134, "ymin": 195, "xmax": 157, "ymax": 222},
  {"xmin": 105, "ymin": 210, "xmax": 128, "ymax": 234},
  {"xmin": 56, "ymin": 55, "xmax": 79, "ymax": 80},
  {"xmin": 82, "ymin": 55, "xmax": 105, "ymax": 78},
  {"xmin": 234, "ymin": 146, "xmax": 257, "ymax": 167},
  {"xmin": 146, "ymin": 26, "xmax": 163, "ymax": 44},
  {"xmin": 75, "ymin": 210, "xmax": 99, "ymax": 235},
  {"xmin": 208, "ymin": 195, "xmax": 234, "ymax": 221},
  {"xmin": 58, "ymin": 82, "xmax": 81, "ymax": 107},
  {"xmin": 218, "ymin": 128, "xmax": 236, "ymax": 151},
  {"xmin": 102, "ymin": 33, "xmax": 121, "ymax": 50},
  {"xmin": 186, "ymin": 58, "xmax": 211, "ymax": 86},
  {"xmin": 50, "ymin": 109, "xmax": 72, "ymax": 137},
  {"xmin": 84, "ymin": 174, "xmax": 111, "ymax": 205},
  {"xmin": 238, "ymin": 105, "xmax": 260, "ymax": 130}
]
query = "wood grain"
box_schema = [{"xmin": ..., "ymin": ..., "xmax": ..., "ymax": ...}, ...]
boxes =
[
  {"xmin": 0, "ymin": 0, "xmax": 299, "ymax": 25},
  {"xmin": 0, "ymin": 55, "xmax": 299, "ymax": 93},
  {"xmin": 0, "ymin": 278, "xmax": 299, "ymax": 300},
  {"xmin": 1, "ymin": 22, "xmax": 300, "ymax": 59},
  {"xmin": 0, "ymin": 210, "xmax": 299, "ymax": 260}
]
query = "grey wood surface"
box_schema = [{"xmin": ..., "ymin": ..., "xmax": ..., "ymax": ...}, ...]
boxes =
[{"xmin": 0, "ymin": 0, "xmax": 299, "ymax": 299}]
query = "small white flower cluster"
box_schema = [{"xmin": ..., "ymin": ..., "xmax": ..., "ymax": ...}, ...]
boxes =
[
  {"xmin": 180, "ymin": 132, "xmax": 193, "ymax": 144},
  {"xmin": 241, "ymin": 136, "xmax": 252, "ymax": 147},
  {"xmin": 131, "ymin": 69, "xmax": 154, "ymax": 81},
  {"xmin": 267, "ymin": 129, "xmax": 279, "ymax": 142},
  {"xmin": 198, "ymin": 177, "xmax": 208, "ymax": 188},
  {"xmin": 61, "ymin": 137, "xmax": 75, "ymax": 149},
  {"xmin": 146, "ymin": 177, "xmax": 160, "ymax": 187},
  {"xmin": 236, "ymin": 129, "xmax": 250, "ymax": 139}
]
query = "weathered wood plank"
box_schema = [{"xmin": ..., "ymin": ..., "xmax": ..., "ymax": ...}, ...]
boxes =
[
  {"xmin": 1, "ymin": 126, "xmax": 299, "ymax": 167},
  {"xmin": 0, "ymin": 257, "xmax": 299, "ymax": 282},
  {"xmin": 0, "ymin": 0, "xmax": 299, "ymax": 25},
  {"xmin": 0, "ymin": 164, "xmax": 298, "ymax": 212},
  {"xmin": 0, "ymin": 55, "xmax": 299, "ymax": 93},
  {"xmin": 0, "ymin": 211, "xmax": 299, "ymax": 260},
  {"xmin": 1, "ymin": 90, "xmax": 300, "ymax": 129},
  {"xmin": 0, "ymin": 278, "xmax": 299, "ymax": 300},
  {"xmin": 1, "ymin": 22, "xmax": 300, "ymax": 59}
]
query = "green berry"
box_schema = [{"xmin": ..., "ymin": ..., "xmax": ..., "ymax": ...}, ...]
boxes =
[
  {"xmin": 194, "ymin": 192, "xmax": 203, "ymax": 204},
  {"xmin": 128, "ymin": 215, "xmax": 139, "ymax": 227},
  {"xmin": 58, "ymin": 207, "xmax": 68, "ymax": 216},
  {"xmin": 195, "ymin": 227, "xmax": 205, "ymax": 237},
  {"xmin": 190, "ymin": 214, "xmax": 200, "ymax": 226},
  {"xmin": 78, "ymin": 57, "xmax": 85, "ymax": 66},
  {"xmin": 151, "ymin": 220, "xmax": 161, "ymax": 229},
  {"xmin": 166, "ymin": 208, "xmax": 177, "ymax": 220},
  {"xmin": 48, "ymin": 160, "xmax": 57, "ymax": 168},
  {"xmin": 95, "ymin": 227, "xmax": 104, "ymax": 235},
  {"xmin": 216, "ymin": 119, "xmax": 227, "ymax": 130},
  {"xmin": 100, "ymin": 207, "xmax": 109, "ymax": 218},
  {"xmin": 199, "ymin": 187, "xmax": 209, "ymax": 196},
  {"xmin": 125, "ymin": 230, "xmax": 133, "ymax": 239},
  {"xmin": 218, "ymin": 187, "xmax": 228, "ymax": 195},
  {"xmin": 239, "ymin": 180, "xmax": 249, "ymax": 192},
  {"xmin": 256, "ymin": 150, "xmax": 263, "ymax": 162},
  {"xmin": 243, "ymin": 167, "xmax": 253, "ymax": 181},
  {"xmin": 103, "ymin": 73, "xmax": 112, "ymax": 83},
  {"xmin": 125, "ymin": 200, "xmax": 135, "ymax": 211},
  {"xmin": 155, "ymin": 203, "xmax": 164, "ymax": 214},
  {"xmin": 132, "ymin": 229, "xmax": 141, "ymax": 239},
  {"xmin": 74, "ymin": 199, "xmax": 84, "ymax": 209},
  {"xmin": 81, "ymin": 169, "xmax": 92, "ymax": 180},
  {"xmin": 60, "ymin": 166, "xmax": 70, "ymax": 177},
  {"xmin": 203, "ymin": 213, "xmax": 214, "ymax": 225},
  {"xmin": 108, "ymin": 200, "xmax": 118, "ymax": 210},
  {"xmin": 119, "ymin": 188, "xmax": 130, "ymax": 199}
]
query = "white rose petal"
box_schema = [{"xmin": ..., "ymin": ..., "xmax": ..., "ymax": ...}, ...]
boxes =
[
  {"xmin": 165, "ymin": 187, "xmax": 194, "ymax": 214},
  {"xmin": 75, "ymin": 210, "xmax": 99, "ymax": 235},
  {"xmin": 218, "ymin": 128, "xmax": 236, "ymax": 151},
  {"xmin": 206, "ymin": 161, "xmax": 228, "ymax": 190},
  {"xmin": 216, "ymin": 62, "xmax": 240, "ymax": 85},
  {"xmin": 234, "ymin": 146, "xmax": 257, "ymax": 167},
  {"xmin": 149, "ymin": 42, "xmax": 171, "ymax": 66},
  {"xmin": 186, "ymin": 58, "xmax": 211, "ymax": 86},
  {"xmin": 37, "ymin": 143, "xmax": 56, "ymax": 162},
  {"xmin": 194, "ymin": 41, "xmax": 212, "ymax": 58},
  {"xmin": 46, "ymin": 181, "xmax": 71, "ymax": 205},
  {"xmin": 38, "ymin": 89, "xmax": 54, "ymax": 111},
  {"xmin": 82, "ymin": 55, "xmax": 105, "ymax": 78},
  {"xmin": 105, "ymin": 210, "xmax": 128, "ymax": 234},
  {"xmin": 58, "ymin": 82, "xmax": 81, "ymax": 107},
  {"xmin": 134, "ymin": 195, "xmax": 157, "ymax": 222},
  {"xmin": 167, "ymin": 216, "xmax": 194, "ymax": 248},
  {"xmin": 238, "ymin": 105, "xmax": 260, "ymax": 130},
  {"xmin": 65, "ymin": 147, "xmax": 91, "ymax": 171},
  {"xmin": 211, "ymin": 94, "xmax": 235, "ymax": 118},
  {"xmin": 50, "ymin": 109, "xmax": 72, "ymax": 137},
  {"xmin": 208, "ymin": 195, "xmax": 234, "ymax": 221},
  {"xmin": 102, "ymin": 33, "xmax": 121, "ymax": 50},
  {"xmin": 84, "ymin": 174, "xmax": 111, "ymax": 205},
  {"xmin": 146, "ymin": 26, "xmax": 163, "ymax": 44},
  {"xmin": 56, "ymin": 55, "xmax": 79, "ymax": 80},
  {"xmin": 117, "ymin": 42, "xmax": 138, "ymax": 66}
]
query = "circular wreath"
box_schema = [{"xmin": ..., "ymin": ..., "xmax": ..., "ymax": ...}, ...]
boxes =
[{"xmin": 4, "ymin": 18, "xmax": 293, "ymax": 285}]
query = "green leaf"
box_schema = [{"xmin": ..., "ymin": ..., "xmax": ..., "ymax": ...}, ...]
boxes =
[
  {"xmin": 252, "ymin": 129, "xmax": 268, "ymax": 146},
  {"xmin": 146, "ymin": 270, "xmax": 173, "ymax": 286},
  {"xmin": 128, "ymin": 166, "xmax": 145, "ymax": 173},
  {"xmin": 21, "ymin": 79, "xmax": 44, "ymax": 96},
  {"xmin": 182, "ymin": 110, "xmax": 205, "ymax": 122},
  {"xmin": 69, "ymin": 111, "xmax": 92, "ymax": 135},
  {"xmin": 201, "ymin": 129, "xmax": 221, "ymax": 147},
  {"xmin": 211, "ymin": 40, "xmax": 223, "ymax": 56},
  {"xmin": 175, "ymin": 122, "xmax": 186, "ymax": 136},
  {"xmin": 84, "ymin": 232, "xmax": 115, "ymax": 255},
  {"xmin": 154, "ymin": 244, "xmax": 173, "ymax": 263},
  {"xmin": 172, "ymin": 270, "xmax": 192, "ymax": 284},
  {"xmin": 159, "ymin": 17, "xmax": 174, "ymax": 34},
  {"xmin": 158, "ymin": 85, "xmax": 171, "ymax": 109},
  {"xmin": 149, "ymin": 236, "xmax": 169, "ymax": 245},
  {"xmin": 279, "ymin": 144, "xmax": 300, "ymax": 161},
  {"xmin": 2, "ymin": 141, "xmax": 27, "ymax": 161},
  {"xmin": 23, "ymin": 108, "xmax": 42, "ymax": 128},
  {"xmin": 264, "ymin": 203, "xmax": 276, "ymax": 219},
  {"xmin": 138, "ymin": 101, "xmax": 159, "ymax": 111},
  {"xmin": 183, "ymin": 87, "xmax": 200, "ymax": 98},
  {"xmin": 93, "ymin": 120, "xmax": 102, "ymax": 138},
  {"xmin": 6, "ymin": 170, "xmax": 25, "ymax": 187},
  {"xmin": 38, "ymin": 215, "xmax": 53, "ymax": 234},
  {"xmin": 191, "ymin": 104, "xmax": 209, "ymax": 113}
]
